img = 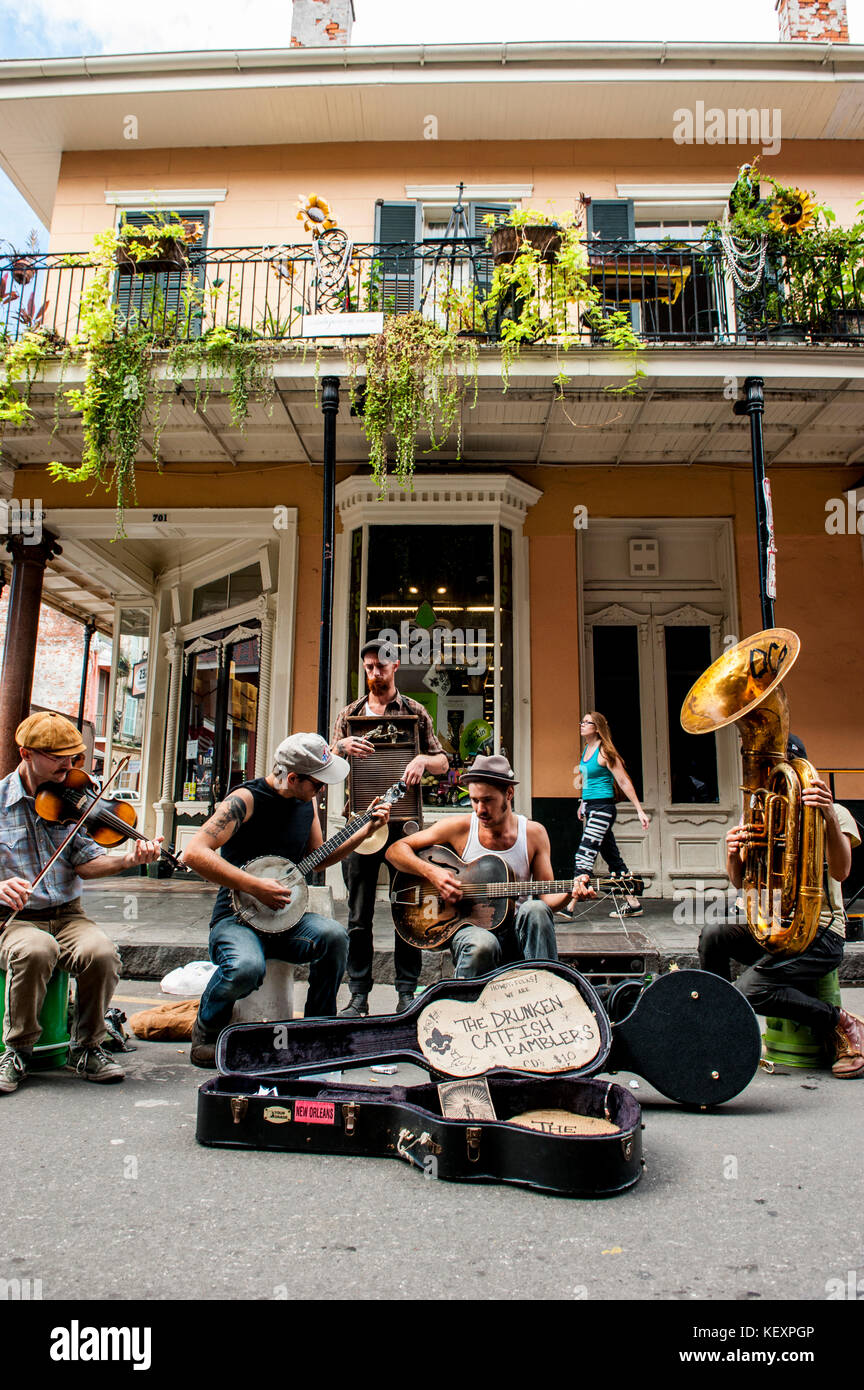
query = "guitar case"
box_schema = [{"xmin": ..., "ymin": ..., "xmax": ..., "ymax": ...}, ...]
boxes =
[{"xmin": 196, "ymin": 963, "xmax": 761, "ymax": 1197}]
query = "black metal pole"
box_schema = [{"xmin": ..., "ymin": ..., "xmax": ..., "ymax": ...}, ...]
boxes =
[
  {"xmin": 733, "ymin": 376, "xmax": 775, "ymax": 629},
  {"xmin": 76, "ymin": 615, "xmax": 97, "ymax": 732},
  {"xmin": 317, "ymin": 377, "xmax": 339, "ymax": 739}
]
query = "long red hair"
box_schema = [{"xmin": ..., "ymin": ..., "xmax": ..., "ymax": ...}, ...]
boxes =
[{"xmin": 584, "ymin": 711, "xmax": 625, "ymax": 772}]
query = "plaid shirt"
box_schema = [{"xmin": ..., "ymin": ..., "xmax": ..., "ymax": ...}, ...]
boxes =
[
  {"xmin": 0, "ymin": 769, "xmax": 104, "ymax": 911},
  {"xmin": 332, "ymin": 691, "xmax": 445, "ymax": 758}
]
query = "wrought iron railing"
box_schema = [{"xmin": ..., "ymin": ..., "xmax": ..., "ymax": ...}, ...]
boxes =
[{"xmin": 1, "ymin": 238, "xmax": 862, "ymax": 349}]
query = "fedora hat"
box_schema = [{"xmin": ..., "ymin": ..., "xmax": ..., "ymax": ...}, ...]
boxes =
[{"xmin": 458, "ymin": 754, "xmax": 519, "ymax": 787}]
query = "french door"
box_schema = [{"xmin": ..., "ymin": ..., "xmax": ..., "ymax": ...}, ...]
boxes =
[{"xmin": 583, "ymin": 602, "xmax": 738, "ymax": 895}]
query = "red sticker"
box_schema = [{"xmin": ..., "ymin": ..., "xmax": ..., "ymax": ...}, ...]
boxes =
[{"xmin": 294, "ymin": 1099, "xmax": 336, "ymax": 1125}]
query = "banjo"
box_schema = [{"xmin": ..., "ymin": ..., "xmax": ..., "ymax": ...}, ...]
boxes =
[{"xmin": 231, "ymin": 780, "xmax": 407, "ymax": 934}]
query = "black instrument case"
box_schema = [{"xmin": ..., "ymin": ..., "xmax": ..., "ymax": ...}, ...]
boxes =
[{"xmin": 196, "ymin": 961, "xmax": 644, "ymax": 1197}]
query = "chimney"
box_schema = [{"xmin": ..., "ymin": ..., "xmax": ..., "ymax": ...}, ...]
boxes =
[
  {"xmin": 776, "ymin": 0, "xmax": 849, "ymax": 42},
  {"xmin": 291, "ymin": 0, "xmax": 355, "ymax": 47}
]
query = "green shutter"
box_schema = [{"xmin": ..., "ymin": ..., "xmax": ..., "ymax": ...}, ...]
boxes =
[
  {"xmin": 586, "ymin": 199, "xmax": 635, "ymax": 241},
  {"xmin": 373, "ymin": 201, "xmax": 422, "ymax": 313},
  {"xmin": 114, "ymin": 209, "xmax": 210, "ymax": 339}
]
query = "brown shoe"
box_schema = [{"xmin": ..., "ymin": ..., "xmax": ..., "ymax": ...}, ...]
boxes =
[
  {"xmin": 190, "ymin": 1016, "xmax": 219, "ymax": 1069},
  {"xmin": 832, "ymin": 1010, "xmax": 864, "ymax": 1079}
]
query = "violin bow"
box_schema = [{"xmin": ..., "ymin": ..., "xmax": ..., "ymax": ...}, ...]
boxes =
[{"xmin": 0, "ymin": 755, "xmax": 131, "ymax": 931}]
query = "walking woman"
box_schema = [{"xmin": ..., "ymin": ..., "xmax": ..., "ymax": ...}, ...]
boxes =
[{"xmin": 574, "ymin": 712, "xmax": 649, "ymax": 917}]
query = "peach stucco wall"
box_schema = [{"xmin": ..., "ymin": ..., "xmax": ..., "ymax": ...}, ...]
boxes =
[
  {"xmin": 18, "ymin": 457, "xmax": 864, "ymax": 799},
  {"xmin": 520, "ymin": 463, "xmax": 864, "ymax": 799},
  {"xmin": 50, "ymin": 139, "xmax": 864, "ymax": 249}
]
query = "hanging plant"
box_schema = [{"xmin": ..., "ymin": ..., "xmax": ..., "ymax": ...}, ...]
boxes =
[
  {"xmin": 351, "ymin": 310, "xmax": 477, "ymax": 492},
  {"xmin": 482, "ymin": 208, "xmax": 644, "ymax": 394}
]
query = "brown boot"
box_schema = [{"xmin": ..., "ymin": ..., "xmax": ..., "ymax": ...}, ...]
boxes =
[
  {"xmin": 190, "ymin": 1016, "xmax": 219, "ymax": 1069},
  {"xmin": 831, "ymin": 1010, "xmax": 864, "ymax": 1079}
]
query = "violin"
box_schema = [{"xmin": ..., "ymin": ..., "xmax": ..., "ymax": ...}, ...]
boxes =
[{"xmin": 34, "ymin": 768, "xmax": 184, "ymax": 873}]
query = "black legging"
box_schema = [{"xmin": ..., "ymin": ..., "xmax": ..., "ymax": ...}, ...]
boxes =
[{"xmin": 573, "ymin": 798, "xmax": 630, "ymax": 877}]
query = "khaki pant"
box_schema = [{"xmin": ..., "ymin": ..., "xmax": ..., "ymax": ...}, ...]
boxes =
[{"xmin": 0, "ymin": 899, "xmax": 120, "ymax": 1049}]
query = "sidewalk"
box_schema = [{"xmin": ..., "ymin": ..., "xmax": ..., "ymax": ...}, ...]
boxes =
[{"xmin": 83, "ymin": 874, "xmax": 864, "ymax": 984}]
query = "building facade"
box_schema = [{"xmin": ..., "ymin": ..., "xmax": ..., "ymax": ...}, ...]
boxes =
[{"xmin": 2, "ymin": 6, "xmax": 863, "ymax": 895}]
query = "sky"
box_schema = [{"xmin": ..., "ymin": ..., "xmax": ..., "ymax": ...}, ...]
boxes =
[{"xmin": 1, "ymin": 0, "xmax": 863, "ymax": 248}]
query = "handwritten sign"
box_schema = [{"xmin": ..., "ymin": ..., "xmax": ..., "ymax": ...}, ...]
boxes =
[
  {"xmin": 417, "ymin": 969, "xmax": 602, "ymax": 1078},
  {"xmin": 507, "ymin": 1109, "xmax": 620, "ymax": 1137}
]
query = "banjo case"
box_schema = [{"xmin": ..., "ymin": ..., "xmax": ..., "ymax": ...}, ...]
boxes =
[
  {"xmin": 196, "ymin": 961, "xmax": 759, "ymax": 1196},
  {"xmin": 196, "ymin": 961, "xmax": 643, "ymax": 1197}
]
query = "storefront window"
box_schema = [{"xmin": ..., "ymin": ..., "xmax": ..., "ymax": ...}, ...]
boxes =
[
  {"xmin": 178, "ymin": 626, "xmax": 260, "ymax": 805},
  {"xmin": 361, "ymin": 524, "xmax": 509, "ymax": 809},
  {"xmin": 112, "ymin": 608, "xmax": 151, "ymax": 798}
]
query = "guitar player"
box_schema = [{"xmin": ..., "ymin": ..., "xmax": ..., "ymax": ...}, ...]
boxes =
[{"xmin": 386, "ymin": 754, "xmax": 595, "ymax": 977}]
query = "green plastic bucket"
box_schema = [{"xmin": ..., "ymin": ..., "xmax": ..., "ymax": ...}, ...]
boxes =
[
  {"xmin": 762, "ymin": 969, "xmax": 841, "ymax": 1069},
  {"xmin": 0, "ymin": 968, "xmax": 71, "ymax": 1069}
]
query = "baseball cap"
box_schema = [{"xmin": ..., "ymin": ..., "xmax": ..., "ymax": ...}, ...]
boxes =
[
  {"xmin": 786, "ymin": 734, "xmax": 808, "ymax": 760},
  {"xmin": 273, "ymin": 732, "xmax": 349, "ymax": 785},
  {"xmin": 15, "ymin": 711, "xmax": 85, "ymax": 758}
]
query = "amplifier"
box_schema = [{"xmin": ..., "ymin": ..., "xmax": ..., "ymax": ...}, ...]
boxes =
[
  {"xmin": 347, "ymin": 715, "xmax": 422, "ymax": 823},
  {"xmin": 555, "ymin": 929, "xmax": 659, "ymax": 989}
]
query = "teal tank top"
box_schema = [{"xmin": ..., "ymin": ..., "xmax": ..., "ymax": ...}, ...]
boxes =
[{"xmin": 580, "ymin": 744, "xmax": 616, "ymax": 799}]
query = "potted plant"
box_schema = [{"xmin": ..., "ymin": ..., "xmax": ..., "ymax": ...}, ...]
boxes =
[
  {"xmin": 114, "ymin": 211, "xmax": 203, "ymax": 275},
  {"xmin": 441, "ymin": 281, "xmax": 489, "ymax": 339},
  {"xmin": 2, "ymin": 230, "xmax": 40, "ymax": 286},
  {"xmin": 488, "ymin": 208, "xmax": 562, "ymax": 266}
]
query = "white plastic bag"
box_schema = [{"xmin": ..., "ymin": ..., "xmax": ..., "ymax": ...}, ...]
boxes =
[{"xmin": 160, "ymin": 960, "xmax": 217, "ymax": 997}]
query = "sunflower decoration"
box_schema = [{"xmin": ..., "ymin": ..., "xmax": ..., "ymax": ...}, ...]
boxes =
[
  {"xmin": 766, "ymin": 186, "xmax": 817, "ymax": 237},
  {"xmin": 296, "ymin": 193, "xmax": 337, "ymax": 237}
]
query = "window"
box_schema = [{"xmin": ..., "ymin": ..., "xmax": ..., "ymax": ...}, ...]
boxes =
[
  {"xmin": 178, "ymin": 627, "xmax": 261, "ymax": 805},
  {"xmin": 114, "ymin": 208, "xmax": 210, "ymax": 339},
  {"xmin": 191, "ymin": 562, "xmax": 262, "ymax": 622},
  {"xmin": 358, "ymin": 523, "xmax": 511, "ymax": 810},
  {"xmin": 112, "ymin": 608, "xmax": 151, "ymax": 798}
]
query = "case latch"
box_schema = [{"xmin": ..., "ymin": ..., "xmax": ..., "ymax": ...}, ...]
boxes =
[
  {"xmin": 342, "ymin": 1103, "xmax": 358, "ymax": 1135},
  {"xmin": 466, "ymin": 1126, "xmax": 482, "ymax": 1163},
  {"xmin": 230, "ymin": 1096, "xmax": 248, "ymax": 1125}
]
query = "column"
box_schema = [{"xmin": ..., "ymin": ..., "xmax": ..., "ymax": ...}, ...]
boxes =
[
  {"xmin": 153, "ymin": 628, "xmax": 183, "ymax": 844},
  {"xmin": 0, "ymin": 530, "xmax": 61, "ymax": 777},
  {"xmin": 255, "ymin": 598, "xmax": 273, "ymax": 778}
]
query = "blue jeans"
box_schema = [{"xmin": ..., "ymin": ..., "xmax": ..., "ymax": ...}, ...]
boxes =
[
  {"xmin": 199, "ymin": 912, "xmax": 349, "ymax": 1031},
  {"xmin": 450, "ymin": 900, "xmax": 559, "ymax": 979}
]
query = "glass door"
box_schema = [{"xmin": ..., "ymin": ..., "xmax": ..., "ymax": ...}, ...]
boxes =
[{"xmin": 177, "ymin": 625, "xmax": 261, "ymax": 809}]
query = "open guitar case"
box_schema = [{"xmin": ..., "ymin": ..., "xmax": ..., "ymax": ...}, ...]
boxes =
[{"xmin": 196, "ymin": 961, "xmax": 761, "ymax": 1199}]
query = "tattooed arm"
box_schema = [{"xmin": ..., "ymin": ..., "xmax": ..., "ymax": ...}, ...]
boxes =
[{"xmin": 180, "ymin": 789, "xmax": 297, "ymax": 912}]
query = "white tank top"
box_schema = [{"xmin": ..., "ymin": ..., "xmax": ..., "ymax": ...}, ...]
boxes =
[{"xmin": 462, "ymin": 813, "xmax": 530, "ymax": 880}]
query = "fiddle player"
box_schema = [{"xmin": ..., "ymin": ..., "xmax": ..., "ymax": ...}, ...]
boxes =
[
  {"xmin": 181, "ymin": 733, "xmax": 391, "ymax": 1067},
  {"xmin": 699, "ymin": 736, "xmax": 864, "ymax": 1079},
  {"xmin": 0, "ymin": 712, "xmax": 163, "ymax": 1095},
  {"xmin": 386, "ymin": 754, "xmax": 596, "ymax": 977},
  {"xmin": 332, "ymin": 638, "xmax": 449, "ymax": 1017}
]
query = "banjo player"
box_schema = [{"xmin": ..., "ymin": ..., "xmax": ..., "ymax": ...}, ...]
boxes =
[{"xmin": 181, "ymin": 732, "xmax": 391, "ymax": 1067}]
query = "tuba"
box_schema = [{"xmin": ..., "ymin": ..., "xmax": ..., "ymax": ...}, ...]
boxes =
[{"xmin": 680, "ymin": 628, "xmax": 824, "ymax": 954}]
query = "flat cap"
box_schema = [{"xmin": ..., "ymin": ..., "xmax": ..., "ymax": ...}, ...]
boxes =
[{"xmin": 15, "ymin": 711, "xmax": 85, "ymax": 757}]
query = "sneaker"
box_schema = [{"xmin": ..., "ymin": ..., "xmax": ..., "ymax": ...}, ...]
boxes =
[
  {"xmin": 609, "ymin": 904, "xmax": 643, "ymax": 918},
  {"xmin": 394, "ymin": 993, "xmax": 415, "ymax": 1015},
  {"xmin": 69, "ymin": 1044, "xmax": 125, "ymax": 1084},
  {"xmin": 339, "ymin": 994, "xmax": 369, "ymax": 1019},
  {"xmin": 190, "ymin": 1017, "xmax": 219, "ymax": 1069},
  {"xmin": 832, "ymin": 1010, "xmax": 864, "ymax": 1079},
  {"xmin": 0, "ymin": 1047, "xmax": 30, "ymax": 1095}
]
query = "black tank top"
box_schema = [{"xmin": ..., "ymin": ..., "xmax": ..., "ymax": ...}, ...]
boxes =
[{"xmin": 210, "ymin": 777, "xmax": 315, "ymax": 925}]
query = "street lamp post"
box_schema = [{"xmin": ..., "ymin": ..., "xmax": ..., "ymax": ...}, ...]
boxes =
[
  {"xmin": 733, "ymin": 376, "xmax": 776, "ymax": 630},
  {"xmin": 317, "ymin": 376, "xmax": 339, "ymax": 740}
]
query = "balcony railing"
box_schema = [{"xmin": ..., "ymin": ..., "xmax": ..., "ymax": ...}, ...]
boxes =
[{"xmin": 2, "ymin": 238, "xmax": 863, "ymax": 350}]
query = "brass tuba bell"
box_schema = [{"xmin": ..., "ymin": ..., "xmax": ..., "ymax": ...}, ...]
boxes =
[{"xmin": 680, "ymin": 628, "xmax": 824, "ymax": 954}]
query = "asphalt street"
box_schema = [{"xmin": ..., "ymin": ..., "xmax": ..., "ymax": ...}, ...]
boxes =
[{"xmin": 1, "ymin": 978, "xmax": 862, "ymax": 1307}]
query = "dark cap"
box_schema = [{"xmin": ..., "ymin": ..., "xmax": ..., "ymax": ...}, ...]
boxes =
[
  {"xmin": 458, "ymin": 754, "xmax": 519, "ymax": 787},
  {"xmin": 786, "ymin": 734, "xmax": 808, "ymax": 760},
  {"xmin": 361, "ymin": 637, "xmax": 399, "ymax": 662}
]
